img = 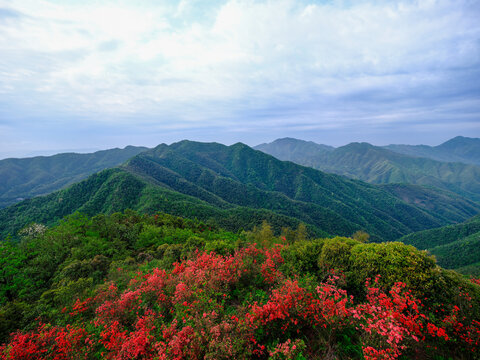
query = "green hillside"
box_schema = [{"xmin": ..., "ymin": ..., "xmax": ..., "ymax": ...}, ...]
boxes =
[
  {"xmin": 400, "ymin": 215, "xmax": 480, "ymax": 275},
  {"xmin": 385, "ymin": 136, "xmax": 480, "ymax": 165},
  {"xmin": 380, "ymin": 183, "xmax": 480, "ymax": 223},
  {"xmin": 0, "ymin": 146, "xmax": 148, "ymax": 208},
  {"xmin": 255, "ymin": 138, "xmax": 480, "ymax": 202},
  {"xmin": 0, "ymin": 168, "xmax": 320, "ymax": 241},
  {"xmin": 1, "ymin": 141, "xmax": 478, "ymax": 243}
]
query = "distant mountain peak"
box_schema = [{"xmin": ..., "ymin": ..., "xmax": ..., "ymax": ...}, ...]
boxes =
[
  {"xmin": 385, "ymin": 136, "xmax": 480, "ymax": 166},
  {"xmin": 254, "ymin": 138, "xmax": 334, "ymax": 152},
  {"xmin": 273, "ymin": 137, "xmax": 309, "ymax": 143},
  {"xmin": 436, "ymin": 135, "xmax": 480, "ymax": 148}
]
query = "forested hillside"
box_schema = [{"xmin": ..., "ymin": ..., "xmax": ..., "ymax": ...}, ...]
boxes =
[
  {"xmin": 400, "ymin": 215, "xmax": 480, "ymax": 275},
  {"xmin": 1, "ymin": 141, "xmax": 478, "ymax": 243},
  {"xmin": 0, "ymin": 146, "xmax": 147, "ymax": 208},
  {"xmin": 1, "ymin": 211, "xmax": 479, "ymax": 359},
  {"xmin": 255, "ymin": 138, "xmax": 480, "ymax": 201}
]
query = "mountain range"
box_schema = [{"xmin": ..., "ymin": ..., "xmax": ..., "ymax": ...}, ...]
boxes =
[
  {"xmin": 1, "ymin": 140, "xmax": 478, "ymax": 243},
  {"xmin": 385, "ymin": 136, "xmax": 480, "ymax": 165},
  {"xmin": 254, "ymin": 136, "xmax": 480, "ymax": 274},
  {"xmin": 254, "ymin": 137, "xmax": 480, "ymax": 201},
  {"xmin": 1, "ymin": 137, "xmax": 480, "ymax": 275}
]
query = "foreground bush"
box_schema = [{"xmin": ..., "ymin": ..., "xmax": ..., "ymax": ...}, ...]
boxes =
[{"xmin": 1, "ymin": 242, "xmax": 479, "ymax": 359}]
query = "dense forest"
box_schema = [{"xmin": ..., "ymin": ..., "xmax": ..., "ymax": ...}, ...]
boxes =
[
  {"xmin": 0, "ymin": 146, "xmax": 147, "ymax": 209},
  {"xmin": 400, "ymin": 215, "xmax": 480, "ymax": 275},
  {"xmin": 1, "ymin": 210, "xmax": 479, "ymax": 359},
  {"xmin": 255, "ymin": 138, "xmax": 480, "ymax": 202},
  {"xmin": 1, "ymin": 141, "xmax": 478, "ymax": 243}
]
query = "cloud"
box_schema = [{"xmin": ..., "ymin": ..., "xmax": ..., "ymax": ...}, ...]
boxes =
[{"xmin": 0, "ymin": 0, "xmax": 479, "ymax": 156}]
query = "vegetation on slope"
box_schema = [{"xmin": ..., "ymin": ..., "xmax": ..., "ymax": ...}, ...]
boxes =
[
  {"xmin": 129, "ymin": 141, "xmax": 478, "ymax": 240},
  {"xmin": 0, "ymin": 168, "xmax": 324, "ymax": 242},
  {"xmin": 255, "ymin": 138, "xmax": 480, "ymax": 202},
  {"xmin": 1, "ymin": 141, "xmax": 475, "ymax": 243},
  {"xmin": 400, "ymin": 215, "xmax": 480, "ymax": 275},
  {"xmin": 1, "ymin": 211, "xmax": 480, "ymax": 359},
  {"xmin": 381, "ymin": 183, "xmax": 480, "ymax": 223},
  {"xmin": 0, "ymin": 146, "xmax": 147, "ymax": 208}
]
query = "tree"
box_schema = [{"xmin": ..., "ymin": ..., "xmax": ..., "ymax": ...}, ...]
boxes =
[
  {"xmin": 295, "ymin": 223, "xmax": 308, "ymax": 242},
  {"xmin": 352, "ymin": 230, "xmax": 369, "ymax": 243}
]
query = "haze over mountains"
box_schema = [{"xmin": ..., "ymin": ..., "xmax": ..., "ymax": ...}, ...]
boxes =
[
  {"xmin": 256, "ymin": 136, "xmax": 480, "ymax": 165},
  {"xmin": 3, "ymin": 136, "xmax": 479, "ymax": 211},
  {"xmin": 385, "ymin": 136, "xmax": 480, "ymax": 166}
]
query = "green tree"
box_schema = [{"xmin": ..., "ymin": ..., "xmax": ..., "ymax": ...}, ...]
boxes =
[
  {"xmin": 295, "ymin": 223, "xmax": 308, "ymax": 242},
  {"xmin": 352, "ymin": 230, "xmax": 370, "ymax": 243}
]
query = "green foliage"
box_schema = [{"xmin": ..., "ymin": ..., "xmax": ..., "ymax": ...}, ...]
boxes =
[
  {"xmin": 352, "ymin": 230, "xmax": 369, "ymax": 243},
  {"xmin": 40, "ymin": 277, "xmax": 94, "ymax": 308},
  {"xmin": 1, "ymin": 140, "xmax": 472, "ymax": 243},
  {"xmin": 248, "ymin": 220, "xmax": 274, "ymax": 246},
  {"xmin": 429, "ymin": 232, "xmax": 480, "ymax": 270},
  {"xmin": 1, "ymin": 210, "xmax": 480, "ymax": 358},
  {"xmin": 136, "ymin": 224, "xmax": 164, "ymax": 249},
  {"xmin": 0, "ymin": 210, "xmax": 254, "ymax": 343},
  {"xmin": 294, "ymin": 222, "xmax": 308, "ymax": 242},
  {"xmin": 0, "ymin": 146, "xmax": 147, "ymax": 209},
  {"xmin": 400, "ymin": 215, "xmax": 480, "ymax": 275},
  {"xmin": 281, "ymin": 238, "xmax": 326, "ymax": 276},
  {"xmin": 401, "ymin": 214, "xmax": 480, "ymax": 250},
  {"xmin": 0, "ymin": 301, "xmax": 34, "ymax": 343},
  {"xmin": 349, "ymin": 242, "xmax": 438, "ymax": 295},
  {"xmin": 280, "ymin": 236, "xmax": 480, "ymax": 322},
  {"xmin": 0, "ymin": 239, "xmax": 32, "ymax": 304},
  {"xmin": 318, "ymin": 237, "xmax": 359, "ymax": 275},
  {"xmin": 256, "ymin": 137, "xmax": 480, "ymax": 205}
]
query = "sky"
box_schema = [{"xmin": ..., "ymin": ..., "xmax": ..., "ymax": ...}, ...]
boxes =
[{"xmin": 0, "ymin": 0, "xmax": 479, "ymax": 158}]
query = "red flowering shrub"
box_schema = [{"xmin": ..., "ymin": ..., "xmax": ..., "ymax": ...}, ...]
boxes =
[
  {"xmin": 1, "ymin": 243, "xmax": 480, "ymax": 359},
  {"xmin": 245, "ymin": 275, "xmax": 354, "ymax": 357},
  {"xmin": 0, "ymin": 323, "xmax": 92, "ymax": 360},
  {"xmin": 261, "ymin": 244, "xmax": 285, "ymax": 284},
  {"xmin": 268, "ymin": 339, "xmax": 306, "ymax": 359},
  {"xmin": 440, "ymin": 304, "xmax": 480, "ymax": 354}
]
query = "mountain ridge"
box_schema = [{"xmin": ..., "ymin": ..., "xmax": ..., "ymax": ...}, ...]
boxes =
[
  {"xmin": 254, "ymin": 137, "xmax": 480, "ymax": 201},
  {"xmin": 385, "ymin": 136, "xmax": 480, "ymax": 165},
  {"xmin": 1, "ymin": 141, "xmax": 478, "ymax": 243},
  {"xmin": 0, "ymin": 145, "xmax": 148, "ymax": 208}
]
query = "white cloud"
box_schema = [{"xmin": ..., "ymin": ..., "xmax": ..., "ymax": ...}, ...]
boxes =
[{"xmin": 0, "ymin": 0, "xmax": 479, "ymax": 155}]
